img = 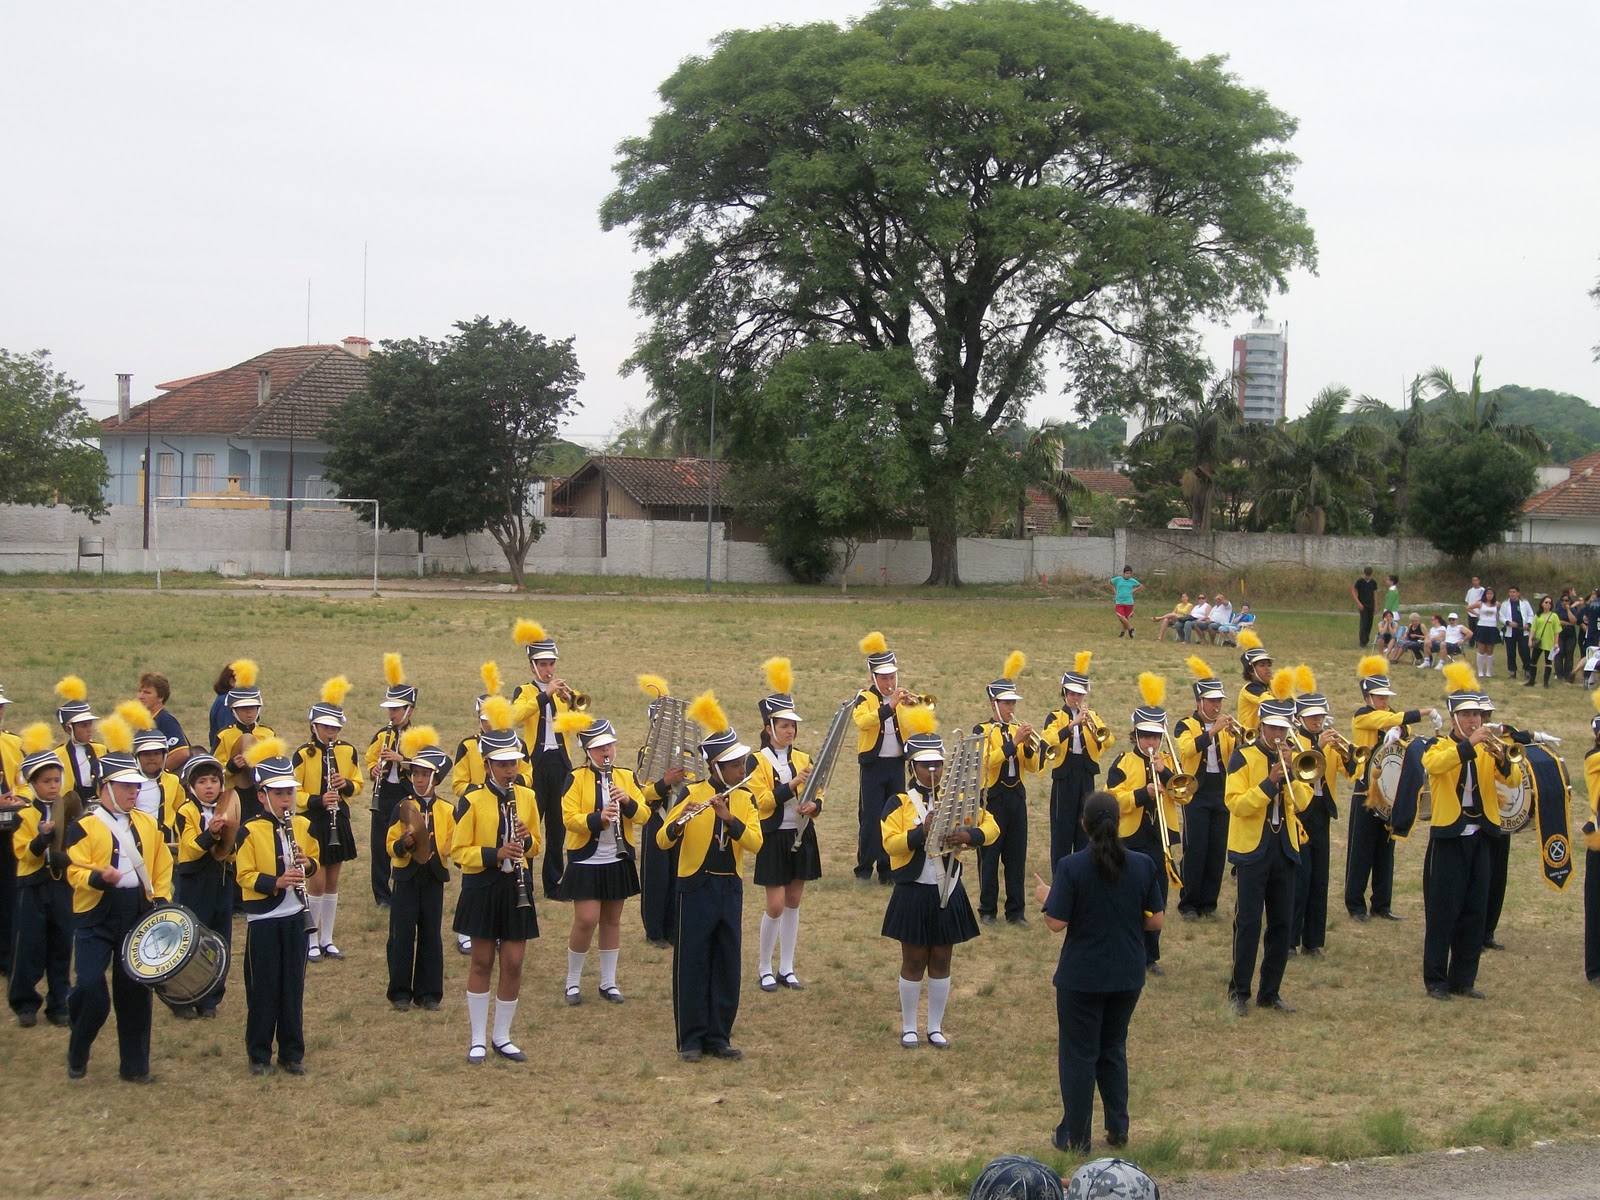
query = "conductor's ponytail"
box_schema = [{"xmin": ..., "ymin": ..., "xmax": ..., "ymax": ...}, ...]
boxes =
[{"xmin": 1083, "ymin": 790, "xmax": 1125, "ymax": 884}]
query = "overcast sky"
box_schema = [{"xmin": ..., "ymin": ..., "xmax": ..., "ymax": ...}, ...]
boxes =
[{"xmin": 4, "ymin": 1, "xmax": 1596, "ymax": 441}]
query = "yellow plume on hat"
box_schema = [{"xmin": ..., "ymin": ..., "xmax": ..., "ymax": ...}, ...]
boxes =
[
  {"xmin": 383, "ymin": 653, "xmax": 405, "ymax": 687},
  {"xmin": 637, "ymin": 673, "xmax": 670, "ymax": 699},
  {"xmin": 100, "ymin": 715, "xmax": 133, "ymax": 754},
  {"xmin": 320, "ymin": 676, "xmax": 352, "ymax": 706},
  {"xmin": 400, "ymin": 726, "xmax": 438, "ymax": 759},
  {"xmin": 763, "ymin": 657, "xmax": 793, "ymax": 696},
  {"xmin": 1137, "ymin": 672, "xmax": 1166, "ymax": 708},
  {"xmin": 1443, "ymin": 662, "xmax": 1477, "ymax": 694},
  {"xmin": 21, "ymin": 723, "xmax": 54, "ymax": 755},
  {"xmin": 1270, "ymin": 668, "xmax": 1294, "ymax": 701},
  {"xmin": 480, "ymin": 695, "xmax": 514, "ymax": 731},
  {"xmin": 243, "ymin": 736, "xmax": 287, "ymax": 768},
  {"xmin": 901, "ymin": 704, "xmax": 939, "ymax": 736},
  {"xmin": 229, "ymin": 659, "xmax": 259, "ymax": 689},
  {"xmin": 1593, "ymin": 690, "xmax": 1600, "ymax": 715},
  {"xmin": 479, "ymin": 661, "xmax": 503, "ymax": 697},
  {"xmin": 115, "ymin": 700, "xmax": 155, "ymax": 731},
  {"xmin": 687, "ymin": 690, "xmax": 730, "ymax": 735},
  {"xmin": 1357, "ymin": 655, "xmax": 1388, "ymax": 681},
  {"xmin": 513, "ymin": 619, "xmax": 546, "ymax": 646},
  {"xmin": 555, "ymin": 711, "xmax": 594, "ymax": 736},
  {"xmin": 1074, "ymin": 650, "xmax": 1092, "ymax": 675},
  {"xmin": 54, "ymin": 675, "xmax": 87, "ymax": 703},
  {"xmin": 1003, "ymin": 650, "xmax": 1026, "ymax": 681},
  {"xmin": 859, "ymin": 631, "xmax": 888, "ymax": 656},
  {"xmin": 1237, "ymin": 630, "xmax": 1263, "ymax": 653},
  {"xmin": 1186, "ymin": 655, "xmax": 1215, "ymax": 681},
  {"xmin": 1294, "ymin": 665, "xmax": 1317, "ymax": 694}
]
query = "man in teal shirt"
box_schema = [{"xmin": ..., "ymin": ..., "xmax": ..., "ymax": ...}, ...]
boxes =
[{"xmin": 1111, "ymin": 567, "xmax": 1143, "ymax": 638}]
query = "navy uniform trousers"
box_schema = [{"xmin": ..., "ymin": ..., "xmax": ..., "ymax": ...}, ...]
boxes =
[
  {"xmin": 672, "ymin": 873, "xmax": 742, "ymax": 1053},
  {"xmin": 1482, "ymin": 829, "xmax": 1511, "ymax": 945},
  {"xmin": 1344, "ymin": 795, "xmax": 1395, "ymax": 917},
  {"xmin": 1421, "ymin": 832, "xmax": 1490, "ymax": 992},
  {"xmin": 1047, "ymin": 760, "xmax": 1095, "ymax": 869},
  {"xmin": 8, "ymin": 878, "xmax": 72, "ymax": 1019},
  {"xmin": 369, "ymin": 779, "xmax": 407, "ymax": 906},
  {"xmin": 855, "ymin": 758, "xmax": 903, "ymax": 882},
  {"xmin": 68, "ymin": 889, "xmax": 154, "ymax": 1078},
  {"xmin": 0, "ymin": 832, "xmax": 16, "ymax": 974},
  {"xmin": 1055, "ymin": 987, "xmax": 1141, "ymax": 1152},
  {"xmin": 1125, "ymin": 825, "xmax": 1168, "ymax": 965},
  {"xmin": 1291, "ymin": 801, "xmax": 1333, "ymax": 951},
  {"xmin": 532, "ymin": 748, "xmax": 571, "ymax": 899},
  {"xmin": 640, "ymin": 805, "xmax": 680, "ymax": 944},
  {"xmin": 387, "ymin": 867, "xmax": 445, "ymax": 1006},
  {"xmin": 244, "ymin": 914, "xmax": 307, "ymax": 1067},
  {"xmin": 1586, "ymin": 847, "xmax": 1600, "ymax": 983},
  {"xmin": 1177, "ymin": 779, "xmax": 1229, "ymax": 917},
  {"xmin": 978, "ymin": 781, "xmax": 1028, "ymax": 920},
  {"xmin": 1230, "ymin": 836, "xmax": 1298, "ymax": 1004}
]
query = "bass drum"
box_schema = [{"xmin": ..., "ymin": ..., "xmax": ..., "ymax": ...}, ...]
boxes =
[
  {"xmin": 1497, "ymin": 776, "xmax": 1532, "ymax": 834},
  {"xmin": 120, "ymin": 903, "xmax": 229, "ymax": 1006},
  {"xmin": 1369, "ymin": 742, "xmax": 1408, "ymax": 823}
]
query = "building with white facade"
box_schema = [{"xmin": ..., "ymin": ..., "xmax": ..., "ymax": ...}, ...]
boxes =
[{"xmin": 1231, "ymin": 315, "xmax": 1288, "ymax": 424}]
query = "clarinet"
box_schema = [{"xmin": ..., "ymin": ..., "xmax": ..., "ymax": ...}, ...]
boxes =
[
  {"xmin": 322, "ymin": 741, "xmax": 342, "ymax": 850},
  {"xmin": 277, "ymin": 806, "xmax": 314, "ymax": 931},
  {"xmin": 502, "ymin": 793, "xmax": 534, "ymax": 911},
  {"xmin": 602, "ymin": 766, "xmax": 624, "ymax": 849}
]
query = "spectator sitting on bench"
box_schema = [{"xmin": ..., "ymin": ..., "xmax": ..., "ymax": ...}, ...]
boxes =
[{"xmin": 1150, "ymin": 592, "xmax": 1194, "ymax": 643}]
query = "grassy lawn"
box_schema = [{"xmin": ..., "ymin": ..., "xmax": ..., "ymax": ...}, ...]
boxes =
[{"xmin": 2, "ymin": 590, "xmax": 1597, "ymax": 1199}]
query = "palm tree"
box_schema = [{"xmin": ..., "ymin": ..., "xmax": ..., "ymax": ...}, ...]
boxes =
[
  {"xmin": 1128, "ymin": 375, "xmax": 1243, "ymax": 533},
  {"xmin": 1422, "ymin": 356, "xmax": 1547, "ymax": 461},
  {"xmin": 1255, "ymin": 385, "xmax": 1381, "ymax": 534},
  {"xmin": 985, "ymin": 422, "xmax": 1091, "ymax": 535},
  {"xmin": 1354, "ymin": 375, "xmax": 1430, "ymax": 526}
]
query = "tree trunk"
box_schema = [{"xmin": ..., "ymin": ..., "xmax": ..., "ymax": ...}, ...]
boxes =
[
  {"xmin": 490, "ymin": 520, "xmax": 530, "ymax": 591},
  {"xmin": 924, "ymin": 490, "xmax": 962, "ymax": 586}
]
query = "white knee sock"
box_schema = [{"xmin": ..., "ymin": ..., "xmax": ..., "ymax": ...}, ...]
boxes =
[
  {"xmin": 307, "ymin": 895, "xmax": 323, "ymax": 944},
  {"xmin": 566, "ymin": 949, "xmax": 586, "ymax": 990},
  {"xmin": 598, "ymin": 948, "xmax": 619, "ymax": 990},
  {"xmin": 758, "ymin": 913, "xmax": 779, "ymax": 975},
  {"xmin": 927, "ymin": 976, "xmax": 951, "ymax": 1032},
  {"xmin": 898, "ymin": 976, "xmax": 922, "ymax": 1034},
  {"xmin": 466, "ymin": 989, "xmax": 490, "ymax": 1047},
  {"xmin": 778, "ymin": 907, "xmax": 800, "ymax": 976},
  {"xmin": 492, "ymin": 996, "xmax": 518, "ymax": 1047},
  {"xmin": 321, "ymin": 893, "xmax": 339, "ymax": 945}
]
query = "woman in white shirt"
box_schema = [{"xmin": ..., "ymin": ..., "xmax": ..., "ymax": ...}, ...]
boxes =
[{"xmin": 1469, "ymin": 585, "xmax": 1499, "ymax": 677}]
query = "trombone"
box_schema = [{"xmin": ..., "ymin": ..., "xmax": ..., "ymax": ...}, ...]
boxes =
[
  {"xmin": 1284, "ymin": 734, "xmax": 1326, "ymax": 784},
  {"xmin": 1141, "ymin": 748, "xmax": 1183, "ymax": 886},
  {"xmin": 1157, "ymin": 728, "xmax": 1197, "ymax": 803}
]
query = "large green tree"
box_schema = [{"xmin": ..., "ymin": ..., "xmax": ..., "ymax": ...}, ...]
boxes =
[
  {"xmin": 323, "ymin": 317, "xmax": 582, "ymax": 588},
  {"xmin": 1253, "ymin": 385, "xmax": 1380, "ymax": 534},
  {"xmin": 0, "ymin": 349, "xmax": 109, "ymax": 517},
  {"xmin": 1405, "ymin": 432, "xmax": 1537, "ymax": 565},
  {"xmin": 602, "ymin": 0, "xmax": 1315, "ymax": 584},
  {"xmin": 1127, "ymin": 375, "xmax": 1245, "ymax": 533}
]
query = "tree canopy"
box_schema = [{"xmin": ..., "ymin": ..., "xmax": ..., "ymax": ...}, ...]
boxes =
[
  {"xmin": 602, "ymin": 0, "xmax": 1315, "ymax": 583},
  {"xmin": 1405, "ymin": 431, "xmax": 1537, "ymax": 564},
  {"xmin": 322, "ymin": 317, "xmax": 582, "ymax": 588},
  {"xmin": 0, "ymin": 348, "xmax": 109, "ymax": 517}
]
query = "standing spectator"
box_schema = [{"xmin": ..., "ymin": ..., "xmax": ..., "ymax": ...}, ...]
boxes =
[
  {"xmin": 1397, "ymin": 613, "xmax": 1428, "ymax": 665},
  {"xmin": 1555, "ymin": 588, "xmax": 1580, "ymax": 683},
  {"xmin": 1110, "ymin": 567, "xmax": 1143, "ymax": 639},
  {"xmin": 1584, "ymin": 588, "xmax": 1600, "ymax": 688},
  {"xmin": 1036, "ymin": 790, "xmax": 1163, "ymax": 1154},
  {"xmin": 1180, "ymin": 596, "xmax": 1211, "ymax": 646},
  {"xmin": 137, "ymin": 672, "xmax": 190, "ymax": 772},
  {"xmin": 1464, "ymin": 575, "xmax": 1485, "ymax": 611},
  {"xmin": 207, "ymin": 665, "xmax": 235, "ymax": 749},
  {"xmin": 1530, "ymin": 595, "xmax": 1561, "ymax": 688},
  {"xmin": 1469, "ymin": 585, "xmax": 1500, "ymax": 678},
  {"xmin": 1149, "ymin": 593, "xmax": 1193, "ymax": 642},
  {"xmin": 1351, "ymin": 568, "xmax": 1378, "ymax": 648},
  {"xmin": 1384, "ymin": 574, "xmax": 1401, "ymax": 618},
  {"xmin": 1498, "ymin": 586, "xmax": 1534, "ymax": 684}
]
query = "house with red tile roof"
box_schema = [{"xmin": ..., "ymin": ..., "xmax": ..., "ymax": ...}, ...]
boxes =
[
  {"xmin": 1518, "ymin": 448, "xmax": 1600, "ymax": 544},
  {"xmin": 98, "ymin": 339, "xmax": 371, "ymax": 506}
]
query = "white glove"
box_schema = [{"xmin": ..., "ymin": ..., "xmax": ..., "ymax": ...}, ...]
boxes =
[
  {"xmin": 1534, "ymin": 732, "xmax": 1561, "ymax": 746},
  {"xmin": 1383, "ymin": 727, "xmax": 1404, "ymax": 746}
]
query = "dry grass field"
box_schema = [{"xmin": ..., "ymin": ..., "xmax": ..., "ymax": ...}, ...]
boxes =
[{"xmin": 2, "ymin": 585, "xmax": 1598, "ymax": 1199}]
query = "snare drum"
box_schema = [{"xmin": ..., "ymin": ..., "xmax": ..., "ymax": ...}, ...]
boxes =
[
  {"xmin": 120, "ymin": 903, "xmax": 229, "ymax": 1006},
  {"xmin": 1496, "ymin": 776, "xmax": 1532, "ymax": 834},
  {"xmin": 1369, "ymin": 743, "xmax": 1407, "ymax": 823}
]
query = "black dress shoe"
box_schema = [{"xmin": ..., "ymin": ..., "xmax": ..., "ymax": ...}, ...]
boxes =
[
  {"xmin": 492, "ymin": 1042, "xmax": 527, "ymax": 1062},
  {"xmin": 706, "ymin": 1043, "xmax": 743, "ymax": 1060},
  {"xmin": 1006, "ymin": 916, "xmax": 1030, "ymax": 929},
  {"xmin": 1373, "ymin": 910, "xmax": 1403, "ymax": 922},
  {"xmin": 391, "ymin": 999, "xmax": 412, "ymax": 1012},
  {"xmin": 120, "ymin": 1072, "xmax": 155, "ymax": 1085},
  {"xmin": 1452, "ymin": 987, "xmax": 1486, "ymax": 1000},
  {"xmin": 680, "ymin": 1047, "xmax": 703, "ymax": 1063},
  {"xmin": 648, "ymin": 938, "xmax": 672, "ymax": 949},
  {"xmin": 979, "ymin": 914, "xmax": 998, "ymax": 926},
  {"xmin": 1179, "ymin": 909, "xmax": 1200, "ymax": 922},
  {"xmin": 1052, "ymin": 1134, "xmax": 1090, "ymax": 1155},
  {"xmin": 198, "ymin": 1009, "xmax": 218, "ymax": 1020},
  {"xmin": 1107, "ymin": 1131, "xmax": 1129, "ymax": 1148},
  {"xmin": 419, "ymin": 999, "xmax": 441, "ymax": 1012},
  {"xmin": 1348, "ymin": 910, "xmax": 1370, "ymax": 923},
  {"xmin": 174, "ymin": 1005, "xmax": 200, "ymax": 1020},
  {"xmin": 251, "ymin": 1062, "xmax": 275, "ymax": 1076},
  {"xmin": 1286, "ymin": 947, "xmax": 1299, "ymax": 957},
  {"xmin": 1228, "ymin": 995, "xmax": 1249, "ymax": 1016},
  {"xmin": 1483, "ymin": 937, "xmax": 1506, "ymax": 951},
  {"xmin": 47, "ymin": 1012, "xmax": 71, "ymax": 1027},
  {"xmin": 1306, "ymin": 947, "xmax": 1326, "ymax": 960},
  {"xmin": 67, "ymin": 1063, "xmax": 87, "ymax": 1080},
  {"xmin": 1426, "ymin": 986, "xmax": 1452, "ymax": 1001},
  {"xmin": 1145, "ymin": 962, "xmax": 1164, "ymax": 977},
  {"xmin": 17, "ymin": 1011, "xmax": 37, "ymax": 1028},
  {"xmin": 281, "ymin": 1061, "xmax": 307, "ymax": 1075},
  {"xmin": 1258, "ymin": 997, "xmax": 1296, "ymax": 1013}
]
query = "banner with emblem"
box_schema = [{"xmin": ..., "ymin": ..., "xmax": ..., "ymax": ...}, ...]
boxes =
[{"xmin": 1521, "ymin": 744, "xmax": 1572, "ymax": 891}]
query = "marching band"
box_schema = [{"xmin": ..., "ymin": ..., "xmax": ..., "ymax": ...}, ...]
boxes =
[{"xmin": 1, "ymin": 614, "xmax": 1593, "ymax": 1091}]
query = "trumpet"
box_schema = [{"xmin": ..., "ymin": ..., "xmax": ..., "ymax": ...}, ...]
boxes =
[
  {"xmin": 893, "ymin": 689, "xmax": 936, "ymax": 707},
  {"xmin": 1071, "ymin": 708, "xmax": 1110, "ymax": 743},
  {"xmin": 1477, "ymin": 725, "xmax": 1525, "ymax": 766},
  {"xmin": 556, "ymin": 681, "xmax": 591, "ymax": 711}
]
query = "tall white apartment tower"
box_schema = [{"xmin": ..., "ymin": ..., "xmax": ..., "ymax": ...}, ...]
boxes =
[{"xmin": 1231, "ymin": 315, "xmax": 1288, "ymax": 423}]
